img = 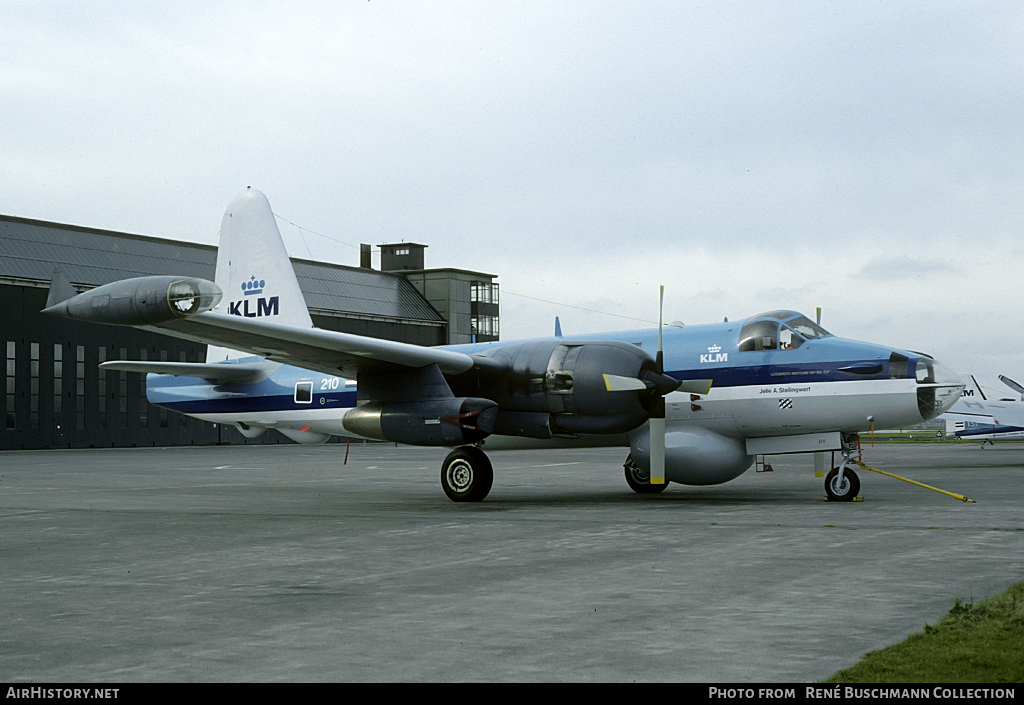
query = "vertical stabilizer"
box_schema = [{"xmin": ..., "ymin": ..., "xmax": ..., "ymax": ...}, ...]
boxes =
[{"xmin": 206, "ymin": 187, "xmax": 314, "ymax": 362}]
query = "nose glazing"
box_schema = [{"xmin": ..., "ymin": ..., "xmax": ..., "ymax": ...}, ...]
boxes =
[{"xmin": 914, "ymin": 357, "xmax": 964, "ymax": 420}]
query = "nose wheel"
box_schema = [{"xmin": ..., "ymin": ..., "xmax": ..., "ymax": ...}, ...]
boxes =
[{"xmin": 824, "ymin": 466, "xmax": 860, "ymax": 501}]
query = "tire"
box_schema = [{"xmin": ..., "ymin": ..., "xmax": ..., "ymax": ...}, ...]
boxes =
[
  {"xmin": 441, "ymin": 447, "xmax": 493, "ymax": 502},
  {"xmin": 824, "ymin": 467, "xmax": 860, "ymax": 502},
  {"xmin": 623, "ymin": 454, "xmax": 670, "ymax": 494}
]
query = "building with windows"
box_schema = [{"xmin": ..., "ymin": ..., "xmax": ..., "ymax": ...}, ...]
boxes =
[
  {"xmin": 1, "ymin": 214, "xmax": 498, "ymax": 450},
  {"xmin": 378, "ymin": 242, "xmax": 499, "ymax": 344}
]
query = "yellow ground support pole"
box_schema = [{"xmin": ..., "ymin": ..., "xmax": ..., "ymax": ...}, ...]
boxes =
[{"xmin": 851, "ymin": 460, "xmax": 975, "ymax": 503}]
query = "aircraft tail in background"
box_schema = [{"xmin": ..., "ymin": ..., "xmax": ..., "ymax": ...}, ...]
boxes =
[{"xmin": 962, "ymin": 374, "xmax": 986, "ymax": 400}]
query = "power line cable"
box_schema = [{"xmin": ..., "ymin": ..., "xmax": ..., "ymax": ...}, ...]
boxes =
[{"xmin": 502, "ymin": 289, "xmax": 657, "ymax": 325}]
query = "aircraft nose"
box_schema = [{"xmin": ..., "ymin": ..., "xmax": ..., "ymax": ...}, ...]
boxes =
[{"xmin": 916, "ymin": 357, "xmax": 964, "ymax": 419}]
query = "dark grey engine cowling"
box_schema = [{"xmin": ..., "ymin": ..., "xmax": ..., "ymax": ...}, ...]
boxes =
[
  {"xmin": 471, "ymin": 340, "xmax": 657, "ymax": 436},
  {"xmin": 342, "ymin": 397, "xmax": 499, "ymax": 446}
]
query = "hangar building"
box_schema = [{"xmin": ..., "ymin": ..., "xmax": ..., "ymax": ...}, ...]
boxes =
[{"xmin": 1, "ymin": 214, "xmax": 498, "ymax": 450}]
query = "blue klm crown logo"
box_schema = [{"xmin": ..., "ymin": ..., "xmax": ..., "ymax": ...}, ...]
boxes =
[{"xmin": 242, "ymin": 275, "xmax": 265, "ymax": 296}]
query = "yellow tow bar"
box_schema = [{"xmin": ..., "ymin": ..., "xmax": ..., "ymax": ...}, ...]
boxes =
[{"xmin": 851, "ymin": 460, "xmax": 975, "ymax": 503}]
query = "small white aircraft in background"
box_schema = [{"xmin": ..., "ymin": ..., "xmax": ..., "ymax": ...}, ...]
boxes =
[
  {"xmin": 43, "ymin": 188, "xmax": 964, "ymax": 502},
  {"xmin": 942, "ymin": 375, "xmax": 1024, "ymax": 444}
]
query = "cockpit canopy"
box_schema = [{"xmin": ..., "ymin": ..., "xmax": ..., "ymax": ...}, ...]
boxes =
[{"xmin": 737, "ymin": 310, "xmax": 831, "ymax": 352}]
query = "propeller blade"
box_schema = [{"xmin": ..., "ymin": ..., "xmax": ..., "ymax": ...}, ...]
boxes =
[
  {"xmin": 677, "ymin": 379, "xmax": 712, "ymax": 395},
  {"xmin": 605, "ymin": 372, "xmax": 711, "ymax": 398},
  {"xmin": 625, "ymin": 287, "xmax": 706, "ymax": 485},
  {"xmin": 650, "ymin": 413, "xmax": 666, "ymax": 485},
  {"xmin": 603, "ymin": 374, "xmax": 648, "ymax": 392},
  {"xmin": 651, "ymin": 286, "xmax": 667, "ymax": 484},
  {"xmin": 656, "ymin": 286, "xmax": 665, "ymax": 374}
]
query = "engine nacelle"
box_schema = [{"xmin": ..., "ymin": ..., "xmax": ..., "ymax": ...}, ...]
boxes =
[
  {"xmin": 342, "ymin": 397, "xmax": 498, "ymax": 446},
  {"xmin": 43, "ymin": 276, "xmax": 222, "ymax": 325},
  {"xmin": 470, "ymin": 340, "xmax": 656, "ymax": 436}
]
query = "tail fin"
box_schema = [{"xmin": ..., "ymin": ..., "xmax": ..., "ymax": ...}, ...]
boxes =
[
  {"xmin": 206, "ymin": 187, "xmax": 314, "ymax": 362},
  {"xmin": 44, "ymin": 269, "xmax": 79, "ymax": 309}
]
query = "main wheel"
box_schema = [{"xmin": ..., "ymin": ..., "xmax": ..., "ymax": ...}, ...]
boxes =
[
  {"xmin": 624, "ymin": 454, "xmax": 670, "ymax": 494},
  {"xmin": 441, "ymin": 447, "xmax": 493, "ymax": 502},
  {"xmin": 824, "ymin": 467, "xmax": 860, "ymax": 501}
]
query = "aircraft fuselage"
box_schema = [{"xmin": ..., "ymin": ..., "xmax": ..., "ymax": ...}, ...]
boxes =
[{"xmin": 146, "ymin": 311, "xmax": 962, "ymax": 483}]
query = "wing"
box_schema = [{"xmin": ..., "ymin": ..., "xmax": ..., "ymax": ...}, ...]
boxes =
[
  {"xmin": 42, "ymin": 271, "xmax": 489, "ymax": 379},
  {"xmin": 144, "ymin": 312, "xmax": 480, "ymax": 379}
]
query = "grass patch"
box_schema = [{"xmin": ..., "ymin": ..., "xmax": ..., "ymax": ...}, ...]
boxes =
[{"xmin": 823, "ymin": 582, "xmax": 1024, "ymax": 683}]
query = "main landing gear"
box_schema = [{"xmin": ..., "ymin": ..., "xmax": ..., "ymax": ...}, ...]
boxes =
[
  {"xmin": 623, "ymin": 454, "xmax": 670, "ymax": 494},
  {"xmin": 441, "ymin": 446, "xmax": 493, "ymax": 502},
  {"xmin": 439, "ymin": 448, "xmax": 672, "ymax": 501}
]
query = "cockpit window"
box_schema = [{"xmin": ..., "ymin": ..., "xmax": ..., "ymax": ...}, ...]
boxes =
[
  {"xmin": 916, "ymin": 357, "xmax": 936, "ymax": 384},
  {"xmin": 785, "ymin": 315, "xmax": 829, "ymax": 339},
  {"xmin": 738, "ymin": 320, "xmax": 779, "ymax": 351},
  {"xmin": 739, "ymin": 312, "xmax": 831, "ymax": 352},
  {"xmin": 779, "ymin": 326, "xmax": 806, "ymax": 350}
]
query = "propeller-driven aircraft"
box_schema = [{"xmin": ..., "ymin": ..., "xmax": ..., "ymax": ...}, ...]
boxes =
[
  {"xmin": 43, "ymin": 188, "xmax": 964, "ymax": 502},
  {"xmin": 942, "ymin": 375, "xmax": 1024, "ymax": 444}
]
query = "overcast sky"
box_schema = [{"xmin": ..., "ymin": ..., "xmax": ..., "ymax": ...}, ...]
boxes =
[{"xmin": 3, "ymin": 1, "xmax": 1023, "ymax": 393}]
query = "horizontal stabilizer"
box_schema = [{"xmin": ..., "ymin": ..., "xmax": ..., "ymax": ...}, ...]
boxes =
[{"xmin": 99, "ymin": 360, "xmax": 276, "ymax": 383}]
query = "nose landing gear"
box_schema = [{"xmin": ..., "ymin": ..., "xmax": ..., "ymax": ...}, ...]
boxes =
[
  {"xmin": 824, "ymin": 465, "xmax": 860, "ymax": 501},
  {"xmin": 825, "ymin": 435, "xmax": 861, "ymax": 502}
]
